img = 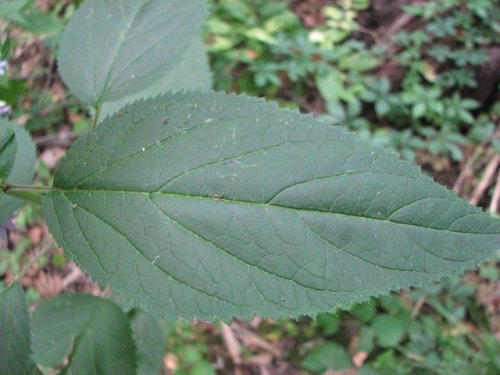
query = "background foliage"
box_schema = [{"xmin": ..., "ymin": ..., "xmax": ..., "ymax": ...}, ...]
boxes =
[{"xmin": 0, "ymin": 0, "xmax": 499, "ymax": 374}]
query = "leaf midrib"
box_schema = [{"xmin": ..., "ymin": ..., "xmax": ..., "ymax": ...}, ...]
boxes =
[
  {"xmin": 50, "ymin": 189, "xmax": 477, "ymax": 313},
  {"xmin": 106, "ymin": 0, "xmax": 189, "ymax": 95},
  {"xmin": 96, "ymin": 0, "xmax": 151, "ymax": 105},
  {"xmin": 48, "ymin": 189, "xmax": 497, "ymax": 237}
]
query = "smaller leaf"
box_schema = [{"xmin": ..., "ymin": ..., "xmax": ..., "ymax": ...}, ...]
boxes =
[
  {"xmin": 302, "ymin": 342, "xmax": 353, "ymax": 373},
  {"xmin": 371, "ymin": 314, "xmax": 407, "ymax": 348},
  {"xmin": 316, "ymin": 312, "xmax": 340, "ymax": 335},
  {"xmin": 31, "ymin": 294, "xmax": 137, "ymax": 375},
  {"xmin": 0, "ymin": 120, "xmax": 36, "ymax": 223},
  {"xmin": 352, "ymin": 301, "xmax": 377, "ymax": 323},
  {"xmin": 412, "ymin": 103, "xmax": 426, "ymax": 119},
  {"xmin": 58, "ymin": 0, "xmax": 208, "ymax": 106},
  {"xmin": 0, "ymin": 128, "xmax": 17, "ymax": 182},
  {"xmin": 0, "ymin": 282, "xmax": 41, "ymax": 375},
  {"xmin": 0, "ymin": 0, "xmax": 28, "ymax": 19},
  {"xmin": 131, "ymin": 310, "xmax": 166, "ymax": 375},
  {"xmin": 100, "ymin": 37, "xmax": 212, "ymax": 121}
]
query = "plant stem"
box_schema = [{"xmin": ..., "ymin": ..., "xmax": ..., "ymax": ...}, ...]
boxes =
[
  {"xmin": 14, "ymin": 239, "xmax": 54, "ymax": 283},
  {"xmin": 92, "ymin": 103, "xmax": 102, "ymax": 129},
  {"xmin": 2, "ymin": 184, "xmax": 54, "ymax": 193},
  {"xmin": 1, "ymin": 183, "xmax": 55, "ymax": 205}
]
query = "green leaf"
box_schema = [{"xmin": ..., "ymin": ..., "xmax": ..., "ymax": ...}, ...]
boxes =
[
  {"xmin": 43, "ymin": 92, "xmax": 500, "ymax": 322},
  {"xmin": 100, "ymin": 37, "xmax": 212, "ymax": 120},
  {"xmin": 352, "ymin": 300, "xmax": 377, "ymax": 323},
  {"xmin": 301, "ymin": 342, "xmax": 353, "ymax": 373},
  {"xmin": 13, "ymin": 11, "xmax": 64, "ymax": 37},
  {"xmin": 0, "ymin": 120, "xmax": 36, "ymax": 223},
  {"xmin": 131, "ymin": 310, "xmax": 166, "ymax": 375},
  {"xmin": 31, "ymin": 294, "xmax": 136, "ymax": 375},
  {"xmin": 371, "ymin": 314, "xmax": 407, "ymax": 348},
  {"xmin": 58, "ymin": 0, "xmax": 208, "ymax": 106},
  {"xmin": 0, "ymin": 128, "xmax": 17, "ymax": 182},
  {"xmin": 412, "ymin": 103, "xmax": 426, "ymax": 119},
  {"xmin": 0, "ymin": 282, "xmax": 41, "ymax": 375},
  {"xmin": 316, "ymin": 312, "xmax": 340, "ymax": 335},
  {"xmin": 0, "ymin": 0, "xmax": 27, "ymax": 19}
]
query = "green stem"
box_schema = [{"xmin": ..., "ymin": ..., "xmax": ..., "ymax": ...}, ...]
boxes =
[
  {"xmin": 1, "ymin": 183, "xmax": 55, "ymax": 205},
  {"xmin": 91, "ymin": 103, "xmax": 102, "ymax": 129},
  {"xmin": 2, "ymin": 184, "xmax": 54, "ymax": 193},
  {"xmin": 14, "ymin": 239, "xmax": 54, "ymax": 283}
]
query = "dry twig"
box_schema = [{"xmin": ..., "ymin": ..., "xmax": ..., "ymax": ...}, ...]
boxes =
[
  {"xmin": 232, "ymin": 323, "xmax": 281, "ymax": 358},
  {"xmin": 470, "ymin": 155, "xmax": 500, "ymax": 205},
  {"xmin": 490, "ymin": 172, "xmax": 500, "ymax": 214},
  {"xmin": 221, "ymin": 323, "xmax": 242, "ymax": 366}
]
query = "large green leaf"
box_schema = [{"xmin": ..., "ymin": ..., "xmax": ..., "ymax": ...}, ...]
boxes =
[
  {"xmin": 43, "ymin": 92, "xmax": 500, "ymax": 322},
  {"xmin": 58, "ymin": 0, "xmax": 207, "ymax": 106},
  {"xmin": 0, "ymin": 121, "xmax": 36, "ymax": 223},
  {"xmin": 31, "ymin": 294, "xmax": 136, "ymax": 375},
  {"xmin": 0, "ymin": 128, "xmax": 17, "ymax": 182},
  {"xmin": 0, "ymin": 282, "xmax": 41, "ymax": 375},
  {"xmin": 100, "ymin": 37, "xmax": 212, "ymax": 121}
]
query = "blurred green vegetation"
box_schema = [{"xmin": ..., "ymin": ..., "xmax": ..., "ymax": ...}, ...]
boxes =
[{"xmin": 205, "ymin": 0, "xmax": 500, "ymax": 163}]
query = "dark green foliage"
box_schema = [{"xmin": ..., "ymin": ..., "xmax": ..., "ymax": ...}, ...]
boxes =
[
  {"xmin": 0, "ymin": 121, "xmax": 36, "ymax": 222},
  {"xmin": 206, "ymin": 0, "xmax": 500, "ymax": 162},
  {"xmin": 43, "ymin": 91, "xmax": 500, "ymax": 322},
  {"xmin": 0, "ymin": 1, "xmax": 499, "ymax": 374},
  {"xmin": 31, "ymin": 294, "xmax": 137, "ymax": 374},
  {"xmin": 0, "ymin": 282, "xmax": 41, "ymax": 375},
  {"xmin": 0, "ymin": 128, "xmax": 16, "ymax": 183}
]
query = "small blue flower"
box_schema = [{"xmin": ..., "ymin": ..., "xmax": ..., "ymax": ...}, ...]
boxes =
[
  {"xmin": 0, "ymin": 60, "xmax": 8, "ymax": 76},
  {"xmin": 0, "ymin": 100, "xmax": 11, "ymax": 116}
]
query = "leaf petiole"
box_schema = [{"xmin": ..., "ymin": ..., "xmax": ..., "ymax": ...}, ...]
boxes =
[
  {"xmin": 1, "ymin": 183, "xmax": 54, "ymax": 205},
  {"xmin": 91, "ymin": 103, "xmax": 102, "ymax": 129}
]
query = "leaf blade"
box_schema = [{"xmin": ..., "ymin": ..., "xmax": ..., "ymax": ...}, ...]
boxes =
[
  {"xmin": 100, "ymin": 37, "xmax": 212, "ymax": 120},
  {"xmin": 31, "ymin": 294, "xmax": 136, "ymax": 375},
  {"xmin": 0, "ymin": 128, "xmax": 17, "ymax": 182},
  {"xmin": 58, "ymin": 0, "xmax": 208, "ymax": 106},
  {"xmin": 0, "ymin": 120, "xmax": 36, "ymax": 223},
  {"xmin": 44, "ymin": 92, "xmax": 500, "ymax": 321},
  {"xmin": 0, "ymin": 282, "xmax": 41, "ymax": 375},
  {"xmin": 131, "ymin": 310, "xmax": 166, "ymax": 375}
]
